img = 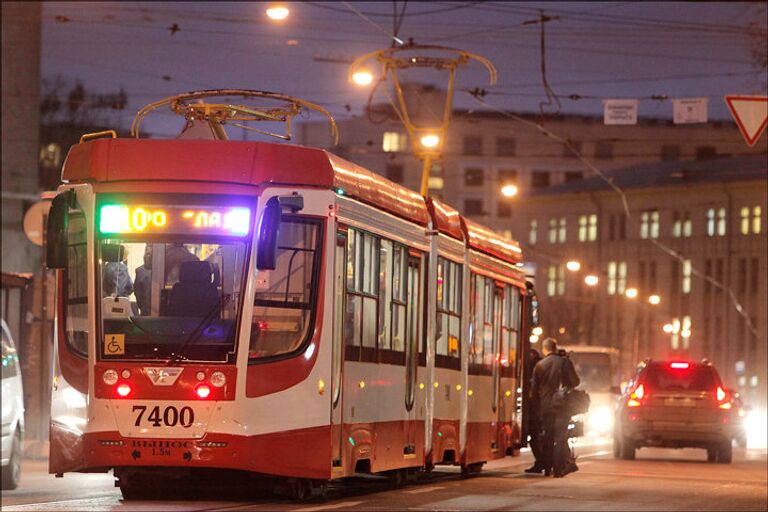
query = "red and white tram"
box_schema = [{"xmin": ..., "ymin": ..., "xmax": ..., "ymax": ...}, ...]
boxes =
[{"xmin": 45, "ymin": 91, "xmax": 538, "ymax": 499}]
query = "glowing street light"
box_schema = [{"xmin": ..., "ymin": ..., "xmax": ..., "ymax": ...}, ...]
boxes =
[
  {"xmin": 530, "ymin": 334, "xmax": 539, "ymax": 343},
  {"xmin": 501, "ymin": 184, "xmax": 518, "ymax": 198},
  {"xmin": 532, "ymin": 326, "xmax": 543, "ymax": 337},
  {"xmin": 584, "ymin": 275, "xmax": 599, "ymax": 286},
  {"xmin": 266, "ymin": 4, "xmax": 290, "ymax": 21},
  {"xmin": 648, "ymin": 294, "xmax": 661, "ymax": 305},
  {"xmin": 420, "ymin": 134, "xmax": 440, "ymax": 149},
  {"xmin": 663, "ymin": 323, "xmax": 674, "ymax": 333},
  {"xmin": 351, "ymin": 70, "xmax": 374, "ymax": 86},
  {"xmin": 566, "ymin": 260, "xmax": 581, "ymax": 272},
  {"xmin": 625, "ymin": 287, "xmax": 638, "ymax": 299}
]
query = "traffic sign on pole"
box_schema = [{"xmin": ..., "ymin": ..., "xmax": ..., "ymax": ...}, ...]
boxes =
[{"xmin": 725, "ymin": 95, "xmax": 768, "ymax": 147}]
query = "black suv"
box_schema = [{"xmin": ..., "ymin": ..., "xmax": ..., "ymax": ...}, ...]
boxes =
[{"xmin": 614, "ymin": 360, "xmax": 735, "ymax": 463}]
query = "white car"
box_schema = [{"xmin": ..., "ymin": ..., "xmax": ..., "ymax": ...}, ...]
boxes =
[{"xmin": 1, "ymin": 319, "xmax": 24, "ymax": 490}]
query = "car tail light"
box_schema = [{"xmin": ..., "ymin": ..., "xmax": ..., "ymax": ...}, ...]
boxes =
[
  {"xmin": 627, "ymin": 384, "xmax": 645, "ymax": 407},
  {"xmin": 716, "ymin": 386, "xmax": 731, "ymax": 409},
  {"xmin": 670, "ymin": 361, "xmax": 690, "ymax": 369},
  {"xmin": 716, "ymin": 386, "xmax": 726, "ymax": 401},
  {"xmin": 195, "ymin": 384, "xmax": 211, "ymax": 399},
  {"xmin": 116, "ymin": 383, "xmax": 132, "ymax": 397}
]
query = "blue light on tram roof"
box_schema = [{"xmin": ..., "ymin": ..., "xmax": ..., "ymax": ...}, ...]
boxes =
[{"xmin": 223, "ymin": 207, "xmax": 251, "ymax": 235}]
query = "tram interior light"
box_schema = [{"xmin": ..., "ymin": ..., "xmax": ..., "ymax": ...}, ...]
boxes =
[{"xmin": 266, "ymin": 4, "xmax": 289, "ymax": 20}]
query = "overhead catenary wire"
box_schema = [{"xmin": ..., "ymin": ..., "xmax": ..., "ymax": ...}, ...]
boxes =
[{"xmin": 465, "ymin": 91, "xmax": 761, "ymax": 341}]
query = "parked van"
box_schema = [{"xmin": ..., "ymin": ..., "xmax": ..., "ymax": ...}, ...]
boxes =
[{"xmin": 1, "ymin": 319, "xmax": 24, "ymax": 489}]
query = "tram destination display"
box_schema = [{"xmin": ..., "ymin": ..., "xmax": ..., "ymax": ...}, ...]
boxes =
[{"xmin": 99, "ymin": 204, "xmax": 251, "ymax": 236}]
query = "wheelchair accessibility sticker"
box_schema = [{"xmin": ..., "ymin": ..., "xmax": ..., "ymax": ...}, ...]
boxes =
[{"xmin": 105, "ymin": 334, "xmax": 125, "ymax": 355}]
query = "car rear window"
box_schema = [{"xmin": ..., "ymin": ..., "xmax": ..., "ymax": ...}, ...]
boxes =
[{"xmin": 646, "ymin": 364, "xmax": 716, "ymax": 391}]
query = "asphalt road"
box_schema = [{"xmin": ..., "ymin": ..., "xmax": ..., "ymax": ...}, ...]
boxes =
[{"xmin": 3, "ymin": 442, "xmax": 767, "ymax": 511}]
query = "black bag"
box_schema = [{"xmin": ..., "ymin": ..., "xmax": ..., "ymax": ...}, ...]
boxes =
[{"xmin": 553, "ymin": 388, "xmax": 591, "ymax": 417}]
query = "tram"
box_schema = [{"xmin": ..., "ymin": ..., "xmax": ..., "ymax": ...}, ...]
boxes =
[{"xmin": 44, "ymin": 90, "xmax": 538, "ymax": 499}]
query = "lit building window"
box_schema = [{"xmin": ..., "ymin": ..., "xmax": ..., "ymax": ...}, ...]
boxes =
[
  {"xmin": 382, "ymin": 132, "xmax": 407, "ymax": 152},
  {"xmin": 741, "ymin": 207, "xmax": 750, "ymax": 235},
  {"xmin": 640, "ymin": 210, "xmax": 659, "ymax": 239},
  {"xmin": 683, "ymin": 214, "xmax": 692, "ymax": 237},
  {"xmin": 529, "ymin": 219, "xmax": 538, "ymax": 245},
  {"xmin": 674, "ymin": 212, "xmax": 692, "ymax": 238},
  {"xmin": 547, "ymin": 265, "xmax": 557, "ymax": 297},
  {"xmin": 670, "ymin": 318, "xmax": 681, "ymax": 350},
  {"xmin": 682, "ymin": 259, "xmax": 692, "ymax": 294},
  {"xmin": 753, "ymin": 206, "xmax": 762, "ymax": 234},
  {"xmin": 608, "ymin": 261, "xmax": 616, "ymax": 295},
  {"xmin": 618, "ymin": 261, "xmax": 627, "ymax": 294},
  {"xmin": 578, "ymin": 214, "xmax": 598, "ymax": 242},
  {"xmin": 717, "ymin": 207, "xmax": 726, "ymax": 236},
  {"xmin": 558, "ymin": 217, "xmax": 567, "ymax": 243},
  {"xmin": 547, "ymin": 264, "xmax": 566, "ymax": 297},
  {"xmin": 707, "ymin": 208, "xmax": 716, "ymax": 236},
  {"xmin": 557, "ymin": 264, "xmax": 566, "ymax": 296},
  {"xmin": 681, "ymin": 315, "xmax": 691, "ymax": 350},
  {"xmin": 548, "ymin": 219, "xmax": 557, "ymax": 244}
]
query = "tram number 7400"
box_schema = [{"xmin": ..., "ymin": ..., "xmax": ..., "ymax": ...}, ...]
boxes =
[{"xmin": 132, "ymin": 405, "xmax": 194, "ymax": 428}]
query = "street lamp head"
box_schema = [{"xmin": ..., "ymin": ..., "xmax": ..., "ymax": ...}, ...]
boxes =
[
  {"xmin": 648, "ymin": 294, "xmax": 661, "ymax": 305},
  {"xmin": 266, "ymin": 4, "xmax": 290, "ymax": 21},
  {"xmin": 566, "ymin": 260, "xmax": 581, "ymax": 272},
  {"xmin": 529, "ymin": 334, "xmax": 539, "ymax": 343},
  {"xmin": 501, "ymin": 184, "xmax": 518, "ymax": 198},
  {"xmin": 625, "ymin": 287, "xmax": 638, "ymax": 299},
  {"xmin": 420, "ymin": 134, "xmax": 440, "ymax": 148},
  {"xmin": 351, "ymin": 70, "xmax": 374, "ymax": 86},
  {"xmin": 532, "ymin": 326, "xmax": 543, "ymax": 336},
  {"xmin": 584, "ymin": 274, "xmax": 599, "ymax": 286},
  {"xmin": 663, "ymin": 323, "xmax": 674, "ymax": 333}
]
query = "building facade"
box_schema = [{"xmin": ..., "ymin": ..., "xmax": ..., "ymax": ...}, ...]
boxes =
[{"xmin": 508, "ymin": 156, "xmax": 767, "ymax": 408}]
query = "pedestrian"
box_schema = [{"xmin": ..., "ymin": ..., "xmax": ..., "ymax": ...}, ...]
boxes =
[
  {"xmin": 102, "ymin": 247, "xmax": 134, "ymax": 298},
  {"xmin": 525, "ymin": 348, "xmax": 546, "ymax": 474},
  {"xmin": 530, "ymin": 337, "xmax": 580, "ymax": 477},
  {"xmin": 134, "ymin": 245, "xmax": 152, "ymax": 315}
]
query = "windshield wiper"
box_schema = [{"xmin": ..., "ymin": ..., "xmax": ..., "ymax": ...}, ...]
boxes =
[{"xmin": 169, "ymin": 293, "xmax": 232, "ymax": 365}]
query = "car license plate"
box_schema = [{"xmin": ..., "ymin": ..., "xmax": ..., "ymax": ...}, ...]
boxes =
[{"xmin": 664, "ymin": 398, "xmax": 694, "ymax": 407}]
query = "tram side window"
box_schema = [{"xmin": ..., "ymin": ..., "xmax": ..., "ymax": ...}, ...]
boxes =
[
  {"xmin": 482, "ymin": 277, "xmax": 494, "ymax": 367},
  {"xmin": 66, "ymin": 207, "xmax": 88, "ymax": 357},
  {"xmin": 391, "ymin": 245, "xmax": 407, "ymax": 354},
  {"xmin": 250, "ymin": 218, "xmax": 321, "ymax": 360},
  {"xmin": 344, "ymin": 229, "xmax": 380, "ymax": 359},
  {"xmin": 436, "ymin": 257, "xmax": 461, "ymax": 367},
  {"xmin": 378, "ymin": 240, "xmax": 393, "ymax": 351},
  {"xmin": 501, "ymin": 285, "xmax": 522, "ymax": 374}
]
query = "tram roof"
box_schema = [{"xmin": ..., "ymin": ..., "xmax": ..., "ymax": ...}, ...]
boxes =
[{"xmin": 61, "ymin": 138, "xmax": 522, "ymax": 264}]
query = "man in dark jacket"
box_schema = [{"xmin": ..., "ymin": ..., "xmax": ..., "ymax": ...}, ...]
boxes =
[
  {"xmin": 531, "ymin": 337, "xmax": 580, "ymax": 477},
  {"xmin": 524, "ymin": 348, "xmax": 545, "ymax": 473}
]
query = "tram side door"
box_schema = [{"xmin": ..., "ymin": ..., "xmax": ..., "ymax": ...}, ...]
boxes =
[
  {"xmin": 331, "ymin": 232, "xmax": 346, "ymax": 470},
  {"xmin": 492, "ymin": 285, "xmax": 504, "ymax": 454},
  {"xmin": 404, "ymin": 254, "xmax": 421, "ymax": 457}
]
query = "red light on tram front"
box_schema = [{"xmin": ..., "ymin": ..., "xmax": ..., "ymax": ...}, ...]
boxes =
[
  {"xmin": 195, "ymin": 384, "xmax": 211, "ymax": 399},
  {"xmin": 116, "ymin": 383, "xmax": 132, "ymax": 397}
]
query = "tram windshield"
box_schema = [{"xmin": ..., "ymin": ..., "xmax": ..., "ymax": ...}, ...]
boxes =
[{"xmin": 98, "ymin": 239, "xmax": 248, "ymax": 362}]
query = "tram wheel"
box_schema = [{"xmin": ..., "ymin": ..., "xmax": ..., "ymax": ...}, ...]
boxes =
[
  {"xmin": 460, "ymin": 462, "xmax": 484, "ymax": 478},
  {"xmin": 387, "ymin": 469, "xmax": 407, "ymax": 488},
  {"xmin": 288, "ymin": 478, "xmax": 312, "ymax": 501}
]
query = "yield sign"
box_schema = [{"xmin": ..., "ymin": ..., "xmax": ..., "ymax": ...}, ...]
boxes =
[{"xmin": 725, "ymin": 95, "xmax": 768, "ymax": 147}]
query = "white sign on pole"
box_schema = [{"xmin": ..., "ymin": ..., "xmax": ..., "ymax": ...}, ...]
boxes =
[
  {"xmin": 673, "ymin": 98, "xmax": 708, "ymax": 124},
  {"xmin": 603, "ymin": 99, "xmax": 638, "ymax": 125},
  {"xmin": 725, "ymin": 95, "xmax": 768, "ymax": 147}
]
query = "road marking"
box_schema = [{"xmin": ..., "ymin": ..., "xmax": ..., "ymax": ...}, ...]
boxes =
[
  {"xmin": 294, "ymin": 500, "xmax": 365, "ymax": 512},
  {"xmin": 405, "ymin": 485, "xmax": 446, "ymax": 494}
]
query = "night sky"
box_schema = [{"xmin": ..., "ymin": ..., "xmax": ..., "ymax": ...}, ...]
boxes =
[{"xmin": 40, "ymin": 1, "xmax": 767, "ymax": 136}]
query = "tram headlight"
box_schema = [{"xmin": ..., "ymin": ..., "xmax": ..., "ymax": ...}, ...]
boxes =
[
  {"xmin": 210, "ymin": 371, "xmax": 226, "ymax": 388},
  {"xmin": 103, "ymin": 369, "xmax": 119, "ymax": 386}
]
